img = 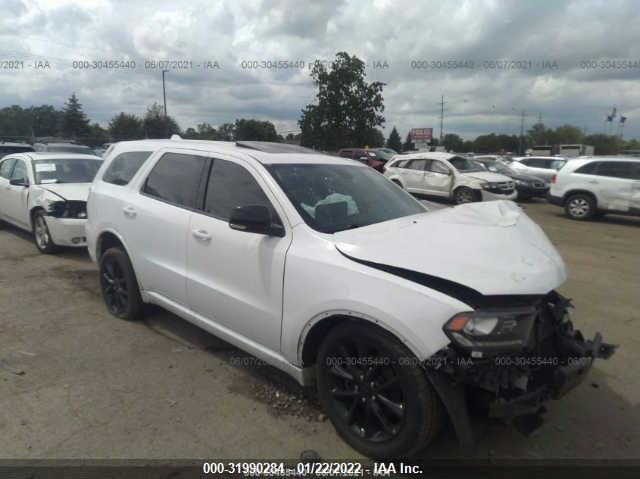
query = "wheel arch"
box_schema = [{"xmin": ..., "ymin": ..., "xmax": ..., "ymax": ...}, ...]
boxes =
[
  {"xmin": 562, "ymin": 189, "xmax": 598, "ymax": 207},
  {"xmin": 298, "ymin": 311, "xmax": 424, "ymax": 368},
  {"xmin": 96, "ymin": 229, "xmax": 133, "ymax": 262}
]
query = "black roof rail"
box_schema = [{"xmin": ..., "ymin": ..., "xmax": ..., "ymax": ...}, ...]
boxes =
[{"xmin": 235, "ymin": 141, "xmax": 316, "ymax": 154}]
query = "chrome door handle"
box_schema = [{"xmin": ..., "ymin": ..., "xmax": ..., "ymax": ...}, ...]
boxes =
[
  {"xmin": 122, "ymin": 205, "xmax": 137, "ymax": 218},
  {"xmin": 192, "ymin": 229, "xmax": 212, "ymax": 241}
]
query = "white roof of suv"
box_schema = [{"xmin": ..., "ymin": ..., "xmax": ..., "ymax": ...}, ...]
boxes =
[{"xmin": 105, "ymin": 139, "xmax": 359, "ymax": 167}]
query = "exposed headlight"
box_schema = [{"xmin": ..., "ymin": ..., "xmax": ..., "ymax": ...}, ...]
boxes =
[
  {"xmin": 49, "ymin": 201, "xmax": 87, "ymax": 219},
  {"xmin": 443, "ymin": 308, "xmax": 537, "ymax": 356}
]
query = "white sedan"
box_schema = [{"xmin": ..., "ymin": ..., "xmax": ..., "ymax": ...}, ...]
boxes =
[
  {"xmin": 383, "ymin": 152, "xmax": 517, "ymax": 204},
  {"xmin": 0, "ymin": 152, "xmax": 102, "ymax": 253}
]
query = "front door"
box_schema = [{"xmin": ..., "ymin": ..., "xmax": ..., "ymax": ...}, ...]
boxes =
[{"xmin": 187, "ymin": 157, "xmax": 291, "ymax": 352}]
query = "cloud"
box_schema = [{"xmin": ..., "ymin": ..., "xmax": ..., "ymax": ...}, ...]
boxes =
[{"xmin": 0, "ymin": 0, "xmax": 638, "ymax": 140}]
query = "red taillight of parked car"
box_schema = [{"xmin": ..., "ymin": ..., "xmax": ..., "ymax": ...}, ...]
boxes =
[{"xmin": 551, "ymin": 174, "xmax": 556, "ymax": 184}]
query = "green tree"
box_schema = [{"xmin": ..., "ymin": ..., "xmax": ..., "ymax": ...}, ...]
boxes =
[
  {"xmin": 386, "ymin": 126, "xmax": 402, "ymax": 152},
  {"xmin": 554, "ymin": 124, "xmax": 583, "ymax": 144},
  {"xmin": 28, "ymin": 105, "xmax": 62, "ymax": 138},
  {"xmin": 143, "ymin": 103, "xmax": 180, "ymax": 138},
  {"xmin": 442, "ymin": 133, "xmax": 463, "ymax": 152},
  {"xmin": 363, "ymin": 128, "xmax": 385, "ymax": 147},
  {"xmin": 61, "ymin": 93, "xmax": 90, "ymax": 139},
  {"xmin": 86, "ymin": 123, "xmax": 108, "ymax": 146},
  {"xmin": 583, "ymin": 134, "xmax": 622, "ymax": 155},
  {"xmin": 299, "ymin": 52, "xmax": 385, "ymax": 150},
  {"xmin": 234, "ymin": 118, "xmax": 280, "ymax": 141},
  {"xmin": 108, "ymin": 112, "xmax": 144, "ymax": 140},
  {"xmin": 217, "ymin": 122, "xmax": 236, "ymax": 141},
  {"xmin": 527, "ymin": 122, "xmax": 551, "ymax": 146},
  {"xmin": 402, "ymin": 132, "xmax": 414, "ymax": 151}
]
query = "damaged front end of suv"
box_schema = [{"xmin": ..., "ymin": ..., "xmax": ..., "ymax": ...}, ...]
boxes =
[{"xmin": 424, "ymin": 291, "xmax": 616, "ymax": 450}]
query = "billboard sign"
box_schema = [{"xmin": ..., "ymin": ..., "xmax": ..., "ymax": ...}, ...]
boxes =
[{"xmin": 410, "ymin": 128, "xmax": 433, "ymax": 141}]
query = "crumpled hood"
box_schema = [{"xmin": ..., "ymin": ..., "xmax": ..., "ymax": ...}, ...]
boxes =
[
  {"xmin": 37, "ymin": 183, "xmax": 91, "ymax": 202},
  {"xmin": 462, "ymin": 171, "xmax": 513, "ymax": 183},
  {"xmin": 334, "ymin": 200, "xmax": 566, "ymax": 296}
]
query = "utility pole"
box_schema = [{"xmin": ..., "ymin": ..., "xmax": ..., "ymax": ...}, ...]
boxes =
[
  {"xmin": 162, "ymin": 70, "xmax": 169, "ymax": 138},
  {"xmin": 438, "ymin": 95, "xmax": 446, "ymax": 143},
  {"xmin": 161, "ymin": 70, "xmax": 169, "ymax": 117},
  {"xmin": 519, "ymin": 110, "xmax": 526, "ymax": 155}
]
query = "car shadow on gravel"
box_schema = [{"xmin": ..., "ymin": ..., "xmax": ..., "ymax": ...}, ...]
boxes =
[{"xmin": 142, "ymin": 306, "xmax": 326, "ymax": 423}]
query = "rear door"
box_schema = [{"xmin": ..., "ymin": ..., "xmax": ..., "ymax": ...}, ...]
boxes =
[
  {"xmin": 126, "ymin": 151, "xmax": 209, "ymax": 306},
  {"xmin": 0, "ymin": 157, "xmax": 16, "ymax": 221},
  {"xmin": 593, "ymin": 161, "xmax": 633, "ymax": 212},
  {"xmin": 3, "ymin": 158, "xmax": 31, "ymax": 228},
  {"xmin": 401, "ymin": 158, "xmax": 429, "ymax": 192},
  {"xmin": 186, "ymin": 156, "xmax": 290, "ymax": 352},
  {"xmin": 423, "ymin": 159, "xmax": 452, "ymax": 197},
  {"xmin": 631, "ymin": 162, "xmax": 640, "ymax": 213}
]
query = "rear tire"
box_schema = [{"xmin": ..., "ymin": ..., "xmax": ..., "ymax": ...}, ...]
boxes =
[
  {"xmin": 316, "ymin": 322, "xmax": 443, "ymax": 459},
  {"xmin": 453, "ymin": 186, "xmax": 478, "ymax": 204},
  {"xmin": 565, "ymin": 193, "xmax": 596, "ymax": 220},
  {"xmin": 32, "ymin": 210, "xmax": 58, "ymax": 254},
  {"xmin": 99, "ymin": 247, "xmax": 144, "ymax": 321}
]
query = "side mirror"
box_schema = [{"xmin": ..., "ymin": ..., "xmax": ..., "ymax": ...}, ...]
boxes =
[
  {"xmin": 229, "ymin": 205, "xmax": 283, "ymax": 236},
  {"xmin": 9, "ymin": 178, "xmax": 28, "ymax": 187}
]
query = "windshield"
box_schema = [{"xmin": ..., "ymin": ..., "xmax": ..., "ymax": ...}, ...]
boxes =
[
  {"xmin": 372, "ymin": 149, "xmax": 395, "ymax": 161},
  {"xmin": 33, "ymin": 158, "xmax": 102, "ymax": 184},
  {"xmin": 448, "ymin": 156, "xmax": 486, "ymax": 172},
  {"xmin": 482, "ymin": 161, "xmax": 515, "ymax": 175},
  {"xmin": 267, "ymin": 164, "xmax": 426, "ymax": 233}
]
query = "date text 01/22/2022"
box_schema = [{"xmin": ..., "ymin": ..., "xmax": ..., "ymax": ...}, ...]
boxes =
[{"xmin": 201, "ymin": 461, "xmax": 423, "ymax": 476}]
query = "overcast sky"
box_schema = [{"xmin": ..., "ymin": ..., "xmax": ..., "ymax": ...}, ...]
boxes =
[{"xmin": 1, "ymin": 0, "xmax": 639, "ymax": 140}]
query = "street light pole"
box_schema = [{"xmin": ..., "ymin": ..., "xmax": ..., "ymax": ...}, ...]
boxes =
[{"xmin": 162, "ymin": 70, "xmax": 169, "ymax": 118}]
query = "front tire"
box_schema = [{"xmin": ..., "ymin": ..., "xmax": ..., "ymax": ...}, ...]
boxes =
[
  {"xmin": 316, "ymin": 323, "xmax": 443, "ymax": 459},
  {"xmin": 32, "ymin": 211, "xmax": 58, "ymax": 254},
  {"xmin": 453, "ymin": 186, "xmax": 478, "ymax": 204},
  {"xmin": 99, "ymin": 247, "xmax": 144, "ymax": 321},
  {"xmin": 565, "ymin": 193, "xmax": 596, "ymax": 220}
]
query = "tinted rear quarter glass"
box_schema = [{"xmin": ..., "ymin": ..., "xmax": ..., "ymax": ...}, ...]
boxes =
[
  {"xmin": 596, "ymin": 161, "xmax": 633, "ymax": 179},
  {"xmin": 103, "ymin": 151, "xmax": 153, "ymax": 185}
]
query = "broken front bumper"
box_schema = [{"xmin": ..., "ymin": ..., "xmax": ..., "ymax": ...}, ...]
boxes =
[{"xmin": 424, "ymin": 291, "xmax": 616, "ymax": 449}]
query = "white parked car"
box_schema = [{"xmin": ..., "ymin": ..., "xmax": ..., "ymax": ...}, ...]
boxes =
[
  {"xmin": 383, "ymin": 152, "xmax": 517, "ymax": 204},
  {"xmin": 86, "ymin": 140, "xmax": 613, "ymax": 459},
  {"xmin": 0, "ymin": 152, "xmax": 102, "ymax": 253},
  {"xmin": 510, "ymin": 156, "xmax": 567, "ymax": 182},
  {"xmin": 548, "ymin": 157, "xmax": 640, "ymax": 220}
]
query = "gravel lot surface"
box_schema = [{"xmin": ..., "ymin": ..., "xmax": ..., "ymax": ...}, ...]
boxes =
[{"xmin": 0, "ymin": 200, "xmax": 638, "ymax": 460}]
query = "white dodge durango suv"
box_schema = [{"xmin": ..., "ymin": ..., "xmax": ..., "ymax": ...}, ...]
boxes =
[
  {"xmin": 548, "ymin": 156, "xmax": 640, "ymax": 220},
  {"xmin": 383, "ymin": 152, "xmax": 517, "ymax": 204},
  {"xmin": 86, "ymin": 139, "xmax": 613, "ymax": 458}
]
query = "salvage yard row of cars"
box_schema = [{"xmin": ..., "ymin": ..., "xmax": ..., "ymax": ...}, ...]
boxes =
[{"xmin": 0, "ymin": 138, "xmax": 634, "ymax": 459}]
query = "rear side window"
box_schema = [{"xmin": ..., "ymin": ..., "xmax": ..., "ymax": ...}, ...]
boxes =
[
  {"xmin": 143, "ymin": 153, "xmax": 208, "ymax": 209},
  {"xmin": 522, "ymin": 158, "xmax": 547, "ymax": 168},
  {"xmin": 595, "ymin": 161, "xmax": 633, "ymax": 179},
  {"xmin": 204, "ymin": 159, "xmax": 277, "ymax": 221},
  {"xmin": 575, "ymin": 162, "xmax": 598, "ymax": 175},
  {"xmin": 0, "ymin": 158, "xmax": 16, "ymax": 178},
  {"xmin": 406, "ymin": 159, "xmax": 428, "ymax": 171},
  {"xmin": 103, "ymin": 151, "xmax": 152, "ymax": 185},
  {"xmin": 390, "ymin": 159, "xmax": 408, "ymax": 168}
]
